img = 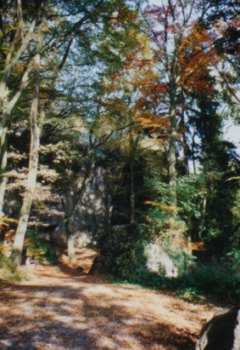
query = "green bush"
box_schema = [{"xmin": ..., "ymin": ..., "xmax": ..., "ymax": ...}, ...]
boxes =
[
  {"xmin": 176, "ymin": 287, "xmax": 203, "ymax": 302},
  {"xmin": 26, "ymin": 230, "xmax": 57, "ymax": 264},
  {"xmin": 113, "ymin": 260, "xmax": 240, "ymax": 304},
  {"xmin": 145, "ymin": 175, "xmax": 205, "ymax": 238},
  {"xmin": 178, "ymin": 262, "xmax": 240, "ymax": 303},
  {"xmin": 100, "ymin": 224, "xmax": 147, "ymax": 279},
  {"xmin": 0, "ymin": 253, "xmax": 23, "ymax": 283},
  {"xmin": 227, "ymin": 248, "xmax": 240, "ymax": 272}
]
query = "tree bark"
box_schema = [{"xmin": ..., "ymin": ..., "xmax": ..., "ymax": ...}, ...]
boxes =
[
  {"xmin": 0, "ymin": 62, "xmax": 33, "ymax": 214},
  {"xmin": 129, "ymin": 125, "xmax": 138, "ymax": 225},
  {"xmin": 67, "ymin": 232, "xmax": 76, "ymax": 263},
  {"xmin": 168, "ymin": 108, "xmax": 177, "ymax": 208},
  {"xmin": 129, "ymin": 150, "xmax": 135, "ymax": 225},
  {"xmin": 180, "ymin": 113, "xmax": 189, "ymax": 175},
  {"xmin": 11, "ymin": 56, "xmax": 41, "ymax": 265},
  {"xmin": 0, "ymin": 145, "xmax": 8, "ymax": 215},
  {"xmin": 0, "ymin": 123, "xmax": 8, "ymax": 214},
  {"xmin": 0, "ymin": 1, "xmax": 36, "ymax": 214},
  {"xmin": 192, "ymin": 132, "xmax": 197, "ymax": 175}
]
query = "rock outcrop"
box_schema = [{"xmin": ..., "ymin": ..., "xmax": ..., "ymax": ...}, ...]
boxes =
[{"xmin": 196, "ymin": 307, "xmax": 240, "ymax": 350}]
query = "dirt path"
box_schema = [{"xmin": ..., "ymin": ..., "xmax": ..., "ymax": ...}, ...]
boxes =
[{"xmin": 0, "ymin": 252, "xmax": 221, "ymax": 350}]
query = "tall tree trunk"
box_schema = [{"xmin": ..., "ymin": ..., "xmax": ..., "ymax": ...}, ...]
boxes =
[
  {"xmin": 0, "ymin": 0, "xmax": 35, "ymax": 214},
  {"xmin": 105, "ymin": 184, "xmax": 112, "ymax": 236},
  {"xmin": 130, "ymin": 154, "xmax": 135, "ymax": 225},
  {"xmin": 0, "ymin": 125, "xmax": 8, "ymax": 215},
  {"xmin": 0, "ymin": 63, "xmax": 32, "ymax": 214},
  {"xmin": 67, "ymin": 232, "xmax": 76, "ymax": 263},
  {"xmin": 168, "ymin": 108, "xmax": 177, "ymax": 208},
  {"xmin": 0, "ymin": 148, "xmax": 8, "ymax": 215},
  {"xmin": 11, "ymin": 58, "xmax": 40, "ymax": 265},
  {"xmin": 64, "ymin": 194, "xmax": 77, "ymax": 263},
  {"xmin": 192, "ymin": 133, "xmax": 197, "ymax": 175},
  {"xmin": 0, "ymin": 78, "xmax": 9, "ymax": 215},
  {"xmin": 129, "ymin": 126, "xmax": 138, "ymax": 225},
  {"xmin": 180, "ymin": 114, "xmax": 189, "ymax": 175}
]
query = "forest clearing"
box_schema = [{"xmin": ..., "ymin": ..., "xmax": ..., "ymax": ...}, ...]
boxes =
[{"xmin": 0, "ymin": 0, "xmax": 240, "ymax": 349}]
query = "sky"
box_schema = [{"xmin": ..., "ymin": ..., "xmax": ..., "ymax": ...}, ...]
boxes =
[{"xmin": 224, "ymin": 122, "xmax": 240, "ymax": 151}]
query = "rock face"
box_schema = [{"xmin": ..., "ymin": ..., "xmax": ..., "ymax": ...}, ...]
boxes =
[
  {"xmin": 196, "ymin": 307, "xmax": 240, "ymax": 350},
  {"xmin": 145, "ymin": 241, "xmax": 178, "ymax": 277},
  {"xmin": 144, "ymin": 218, "xmax": 192, "ymax": 278},
  {"xmin": 68, "ymin": 166, "xmax": 111, "ymax": 245},
  {"xmin": 54, "ymin": 165, "xmax": 111, "ymax": 249}
]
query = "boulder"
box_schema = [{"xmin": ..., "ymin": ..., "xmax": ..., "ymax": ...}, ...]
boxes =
[
  {"xmin": 145, "ymin": 241, "xmax": 178, "ymax": 277},
  {"xmin": 196, "ymin": 307, "xmax": 240, "ymax": 350}
]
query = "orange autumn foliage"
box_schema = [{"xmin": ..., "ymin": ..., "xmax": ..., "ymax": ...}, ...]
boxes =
[
  {"xmin": 179, "ymin": 24, "xmax": 220, "ymax": 93},
  {"xmin": 136, "ymin": 114, "xmax": 170, "ymax": 131},
  {"xmin": 188, "ymin": 241, "xmax": 205, "ymax": 252}
]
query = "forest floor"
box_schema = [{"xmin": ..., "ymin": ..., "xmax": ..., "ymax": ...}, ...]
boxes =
[{"xmin": 0, "ymin": 248, "xmax": 223, "ymax": 350}]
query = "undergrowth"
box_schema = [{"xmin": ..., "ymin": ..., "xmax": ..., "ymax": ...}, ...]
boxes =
[
  {"xmin": 26, "ymin": 230, "xmax": 57, "ymax": 264},
  {"xmin": 110, "ymin": 262, "xmax": 240, "ymax": 305},
  {"xmin": 0, "ymin": 254, "xmax": 25, "ymax": 284}
]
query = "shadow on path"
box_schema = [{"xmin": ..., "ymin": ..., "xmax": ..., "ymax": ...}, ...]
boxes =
[{"xmin": 0, "ymin": 267, "xmax": 199, "ymax": 350}]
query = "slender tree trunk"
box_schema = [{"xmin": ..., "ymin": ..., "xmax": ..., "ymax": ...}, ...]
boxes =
[
  {"xmin": 192, "ymin": 133, "xmax": 197, "ymax": 175},
  {"xmin": 0, "ymin": 1, "xmax": 35, "ymax": 214},
  {"xmin": 63, "ymin": 194, "xmax": 77, "ymax": 262},
  {"xmin": 0, "ymin": 79, "xmax": 9, "ymax": 215},
  {"xmin": 0, "ymin": 125, "xmax": 8, "ymax": 214},
  {"xmin": 168, "ymin": 108, "xmax": 177, "ymax": 208},
  {"xmin": 105, "ymin": 191, "xmax": 112, "ymax": 235},
  {"xmin": 129, "ymin": 125, "xmax": 137, "ymax": 225},
  {"xmin": 0, "ymin": 63, "xmax": 32, "ymax": 214},
  {"xmin": 67, "ymin": 232, "xmax": 76, "ymax": 263},
  {"xmin": 130, "ymin": 154, "xmax": 135, "ymax": 224},
  {"xmin": 180, "ymin": 114, "xmax": 189, "ymax": 175},
  {"xmin": 0, "ymin": 148, "xmax": 8, "ymax": 215},
  {"xmin": 11, "ymin": 58, "xmax": 40, "ymax": 265}
]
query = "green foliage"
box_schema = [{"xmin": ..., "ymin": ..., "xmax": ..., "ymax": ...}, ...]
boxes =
[
  {"xmin": 0, "ymin": 253, "xmax": 23, "ymax": 283},
  {"xmin": 176, "ymin": 287, "xmax": 203, "ymax": 302},
  {"xmin": 100, "ymin": 224, "xmax": 147, "ymax": 279},
  {"xmin": 177, "ymin": 175, "xmax": 206, "ymax": 232},
  {"xmin": 181, "ymin": 263, "xmax": 240, "ymax": 303},
  {"xmin": 26, "ymin": 230, "xmax": 57, "ymax": 264},
  {"xmin": 227, "ymin": 248, "xmax": 240, "ymax": 272},
  {"xmin": 145, "ymin": 156, "xmax": 240, "ymax": 257},
  {"xmin": 144, "ymin": 177, "xmax": 176, "ymax": 238},
  {"xmin": 114, "ymin": 259, "xmax": 240, "ymax": 304},
  {"xmin": 145, "ymin": 174, "xmax": 205, "ymax": 241},
  {"xmin": 0, "ymin": 254, "xmax": 16, "ymax": 274},
  {"xmin": 167, "ymin": 248, "xmax": 195, "ymax": 276}
]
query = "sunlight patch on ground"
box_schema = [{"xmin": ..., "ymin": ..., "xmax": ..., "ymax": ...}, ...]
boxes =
[{"xmin": 0, "ymin": 265, "xmax": 222, "ymax": 350}]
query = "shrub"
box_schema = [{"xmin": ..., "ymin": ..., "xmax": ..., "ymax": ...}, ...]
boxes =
[
  {"xmin": 100, "ymin": 224, "xmax": 147, "ymax": 279},
  {"xmin": 113, "ymin": 260, "xmax": 240, "ymax": 304},
  {"xmin": 179, "ymin": 262, "xmax": 240, "ymax": 303},
  {"xmin": 26, "ymin": 230, "xmax": 57, "ymax": 264},
  {"xmin": 0, "ymin": 253, "xmax": 23, "ymax": 283}
]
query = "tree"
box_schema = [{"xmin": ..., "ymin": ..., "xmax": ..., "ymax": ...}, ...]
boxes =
[
  {"xmin": 143, "ymin": 1, "xmax": 202, "ymax": 207},
  {"xmin": 140, "ymin": 1, "xmax": 208, "ymax": 263},
  {"xmin": 11, "ymin": 54, "xmax": 41, "ymax": 265},
  {"xmin": 0, "ymin": 0, "xmax": 38, "ymax": 214}
]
